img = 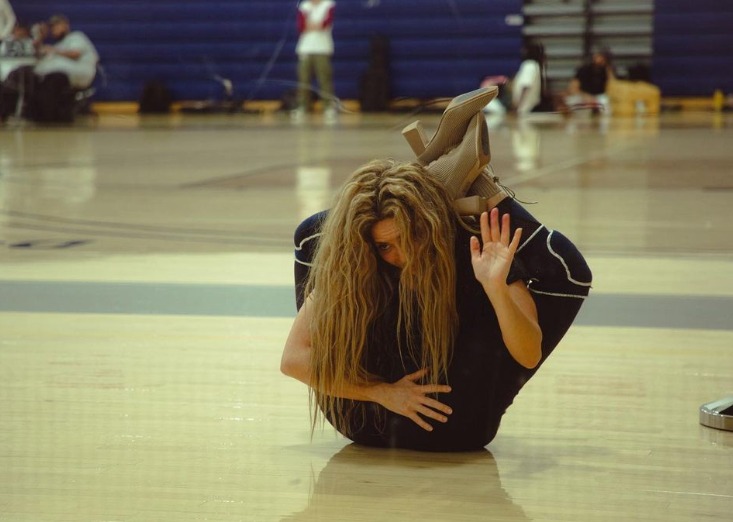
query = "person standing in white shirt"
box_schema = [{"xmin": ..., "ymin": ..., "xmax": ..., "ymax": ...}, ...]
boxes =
[
  {"xmin": 293, "ymin": 0, "xmax": 336, "ymax": 123},
  {"xmin": 0, "ymin": 0, "xmax": 16, "ymax": 39}
]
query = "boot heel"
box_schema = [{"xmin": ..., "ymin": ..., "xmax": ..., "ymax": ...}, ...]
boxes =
[
  {"xmin": 424, "ymin": 113, "xmax": 489, "ymax": 199},
  {"xmin": 417, "ymin": 86, "xmax": 498, "ymax": 165},
  {"xmin": 402, "ymin": 121, "xmax": 428, "ymax": 155}
]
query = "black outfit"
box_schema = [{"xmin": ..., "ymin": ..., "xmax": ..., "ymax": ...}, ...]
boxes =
[
  {"xmin": 293, "ymin": 198, "xmax": 592, "ymax": 451},
  {"xmin": 0, "ymin": 66, "xmax": 75, "ymax": 123},
  {"xmin": 575, "ymin": 64, "xmax": 608, "ymax": 96},
  {"xmin": 31, "ymin": 71, "xmax": 75, "ymax": 123},
  {"xmin": 0, "ymin": 65, "xmax": 32, "ymax": 121}
]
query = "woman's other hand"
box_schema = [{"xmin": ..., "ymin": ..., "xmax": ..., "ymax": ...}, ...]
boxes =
[{"xmin": 370, "ymin": 369, "xmax": 452, "ymax": 432}]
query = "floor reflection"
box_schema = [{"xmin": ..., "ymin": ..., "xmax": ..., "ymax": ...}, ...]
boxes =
[
  {"xmin": 512, "ymin": 120, "xmax": 541, "ymax": 173},
  {"xmin": 283, "ymin": 443, "xmax": 528, "ymax": 521}
]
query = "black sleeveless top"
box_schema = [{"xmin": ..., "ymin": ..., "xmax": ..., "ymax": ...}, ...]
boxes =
[{"xmin": 345, "ymin": 224, "xmax": 531, "ymax": 451}]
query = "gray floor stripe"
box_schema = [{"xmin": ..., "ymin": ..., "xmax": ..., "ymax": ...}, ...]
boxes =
[
  {"xmin": 0, "ymin": 281, "xmax": 731, "ymax": 331},
  {"xmin": 0, "ymin": 281, "xmax": 296, "ymax": 318}
]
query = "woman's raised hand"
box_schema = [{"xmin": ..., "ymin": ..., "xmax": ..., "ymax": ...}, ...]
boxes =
[{"xmin": 470, "ymin": 208, "xmax": 522, "ymax": 291}]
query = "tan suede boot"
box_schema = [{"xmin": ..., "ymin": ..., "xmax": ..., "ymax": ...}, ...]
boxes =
[{"xmin": 402, "ymin": 87, "xmax": 508, "ymax": 215}]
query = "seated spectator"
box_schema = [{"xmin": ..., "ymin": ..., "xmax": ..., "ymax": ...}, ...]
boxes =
[
  {"xmin": 0, "ymin": 22, "xmax": 37, "ymax": 122},
  {"xmin": 31, "ymin": 14, "xmax": 98, "ymax": 122},
  {"xmin": 565, "ymin": 50, "xmax": 612, "ymax": 114},
  {"xmin": 512, "ymin": 42, "xmax": 550, "ymax": 116},
  {"xmin": 564, "ymin": 49, "xmax": 661, "ymax": 117},
  {"xmin": 0, "ymin": 22, "xmax": 34, "ymax": 58}
]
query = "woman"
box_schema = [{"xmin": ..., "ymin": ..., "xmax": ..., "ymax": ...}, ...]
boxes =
[
  {"xmin": 481, "ymin": 42, "xmax": 549, "ymax": 116},
  {"xmin": 512, "ymin": 42, "xmax": 548, "ymax": 115},
  {"xmin": 282, "ymin": 159, "xmax": 592, "ymax": 452},
  {"xmin": 0, "ymin": 0, "xmax": 16, "ymax": 40}
]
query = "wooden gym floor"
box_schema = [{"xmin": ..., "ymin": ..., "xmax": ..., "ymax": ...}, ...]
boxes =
[{"xmin": 0, "ymin": 108, "xmax": 732, "ymax": 521}]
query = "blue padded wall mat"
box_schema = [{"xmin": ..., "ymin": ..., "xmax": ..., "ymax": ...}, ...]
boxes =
[
  {"xmin": 14, "ymin": 0, "xmax": 523, "ymax": 102},
  {"xmin": 653, "ymin": 1, "xmax": 733, "ymax": 96}
]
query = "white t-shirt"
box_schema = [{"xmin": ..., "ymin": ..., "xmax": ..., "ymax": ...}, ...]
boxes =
[
  {"xmin": 512, "ymin": 59, "xmax": 541, "ymax": 114},
  {"xmin": 34, "ymin": 31, "xmax": 99, "ymax": 88},
  {"xmin": 0, "ymin": 0, "xmax": 16, "ymax": 39},
  {"xmin": 296, "ymin": 0, "xmax": 335, "ymax": 56}
]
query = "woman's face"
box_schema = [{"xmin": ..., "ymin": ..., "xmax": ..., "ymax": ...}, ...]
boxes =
[
  {"xmin": 50, "ymin": 21, "xmax": 69, "ymax": 39},
  {"xmin": 371, "ymin": 218, "xmax": 406, "ymax": 269},
  {"xmin": 592, "ymin": 53, "xmax": 608, "ymax": 67}
]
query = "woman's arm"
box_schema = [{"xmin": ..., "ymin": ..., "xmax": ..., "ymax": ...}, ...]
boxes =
[
  {"xmin": 281, "ymin": 298, "xmax": 453, "ymax": 431},
  {"xmin": 470, "ymin": 209, "xmax": 542, "ymax": 368},
  {"xmin": 41, "ymin": 45, "xmax": 82, "ymax": 60},
  {"xmin": 485, "ymin": 280, "xmax": 542, "ymax": 368},
  {"xmin": 280, "ymin": 299, "xmax": 378, "ymax": 401}
]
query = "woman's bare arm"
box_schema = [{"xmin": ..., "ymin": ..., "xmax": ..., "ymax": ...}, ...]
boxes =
[
  {"xmin": 470, "ymin": 209, "xmax": 542, "ymax": 368},
  {"xmin": 280, "ymin": 298, "xmax": 453, "ymax": 431},
  {"xmin": 280, "ymin": 299, "xmax": 379, "ymax": 401},
  {"xmin": 485, "ymin": 280, "xmax": 542, "ymax": 368}
]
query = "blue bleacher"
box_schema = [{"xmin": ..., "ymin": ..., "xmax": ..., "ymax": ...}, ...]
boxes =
[
  {"xmin": 15, "ymin": 0, "xmax": 523, "ymax": 102},
  {"xmin": 15, "ymin": 0, "xmax": 733, "ymax": 101},
  {"xmin": 652, "ymin": 1, "xmax": 733, "ymax": 96}
]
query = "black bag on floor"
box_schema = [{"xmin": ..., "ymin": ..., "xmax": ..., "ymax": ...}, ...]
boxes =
[
  {"xmin": 139, "ymin": 80, "xmax": 172, "ymax": 114},
  {"xmin": 359, "ymin": 35, "xmax": 391, "ymax": 112},
  {"xmin": 31, "ymin": 72, "xmax": 75, "ymax": 123}
]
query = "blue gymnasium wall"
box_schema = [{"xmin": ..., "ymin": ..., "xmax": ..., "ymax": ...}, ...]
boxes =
[
  {"xmin": 14, "ymin": 0, "xmax": 523, "ymax": 103},
  {"xmin": 653, "ymin": 0, "xmax": 733, "ymax": 96}
]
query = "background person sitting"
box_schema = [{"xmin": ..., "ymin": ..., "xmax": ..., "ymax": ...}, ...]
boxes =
[
  {"xmin": 0, "ymin": 22, "xmax": 37, "ymax": 122},
  {"xmin": 0, "ymin": 21, "xmax": 34, "ymax": 58},
  {"xmin": 512, "ymin": 42, "xmax": 555, "ymax": 116},
  {"xmin": 31, "ymin": 14, "xmax": 98, "ymax": 122},
  {"xmin": 482, "ymin": 42, "xmax": 551, "ymax": 118},
  {"xmin": 565, "ymin": 50, "xmax": 612, "ymax": 114}
]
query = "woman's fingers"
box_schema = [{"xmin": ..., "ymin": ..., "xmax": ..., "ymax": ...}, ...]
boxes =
[
  {"xmin": 415, "ymin": 404, "xmax": 449, "ymax": 424},
  {"xmin": 480, "ymin": 210, "xmax": 491, "ymax": 244},
  {"xmin": 409, "ymin": 400, "xmax": 450, "ymax": 431},
  {"xmin": 420, "ymin": 383, "xmax": 452, "ymax": 395},
  {"xmin": 470, "ymin": 235, "xmax": 480, "ymax": 259},
  {"xmin": 422, "ymin": 396, "xmax": 453, "ymax": 415},
  {"xmin": 404, "ymin": 368, "xmax": 428, "ymax": 382},
  {"xmin": 490, "ymin": 208, "xmax": 502, "ymax": 243},
  {"xmin": 509, "ymin": 227, "xmax": 523, "ymax": 253},
  {"xmin": 480, "ymin": 209, "xmax": 514, "ymax": 247},
  {"xmin": 393, "ymin": 370, "xmax": 452, "ymax": 431},
  {"xmin": 500, "ymin": 212, "xmax": 511, "ymax": 245},
  {"xmin": 480, "ymin": 209, "xmax": 501, "ymax": 244},
  {"xmin": 414, "ymin": 389, "xmax": 452, "ymax": 428},
  {"xmin": 410, "ymin": 413, "xmax": 435, "ymax": 432}
]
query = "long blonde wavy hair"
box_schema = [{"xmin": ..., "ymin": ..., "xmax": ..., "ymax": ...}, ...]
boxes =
[{"xmin": 305, "ymin": 159, "xmax": 459, "ymax": 434}]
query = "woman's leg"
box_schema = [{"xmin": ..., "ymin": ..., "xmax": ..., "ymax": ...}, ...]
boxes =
[
  {"xmin": 312, "ymin": 54, "xmax": 334, "ymax": 111},
  {"xmin": 293, "ymin": 211, "xmax": 328, "ymax": 310},
  {"xmin": 499, "ymin": 198, "xmax": 592, "ymax": 361},
  {"xmin": 0, "ymin": 66, "xmax": 35, "ymax": 120},
  {"xmin": 297, "ymin": 55, "xmax": 313, "ymax": 112},
  {"xmin": 446, "ymin": 198, "xmax": 592, "ymax": 444}
]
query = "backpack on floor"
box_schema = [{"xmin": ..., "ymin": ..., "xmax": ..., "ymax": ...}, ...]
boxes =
[{"xmin": 139, "ymin": 80, "xmax": 172, "ymax": 114}]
